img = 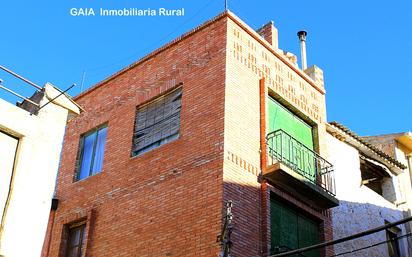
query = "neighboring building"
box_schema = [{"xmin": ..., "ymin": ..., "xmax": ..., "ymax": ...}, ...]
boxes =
[
  {"xmin": 0, "ymin": 82, "xmax": 81, "ymax": 257},
  {"xmin": 327, "ymin": 122, "xmax": 411, "ymax": 256},
  {"xmin": 43, "ymin": 11, "xmax": 339, "ymax": 257},
  {"xmin": 363, "ymin": 132, "xmax": 412, "ymax": 253}
]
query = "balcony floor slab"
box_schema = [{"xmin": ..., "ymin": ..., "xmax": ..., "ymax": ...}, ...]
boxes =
[{"xmin": 264, "ymin": 162, "xmax": 339, "ymax": 209}]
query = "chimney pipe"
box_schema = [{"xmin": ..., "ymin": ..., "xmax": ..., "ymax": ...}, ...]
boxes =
[{"xmin": 297, "ymin": 30, "xmax": 308, "ymax": 70}]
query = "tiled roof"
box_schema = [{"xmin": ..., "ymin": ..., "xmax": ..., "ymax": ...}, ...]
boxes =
[{"xmin": 329, "ymin": 121, "xmax": 407, "ymax": 169}]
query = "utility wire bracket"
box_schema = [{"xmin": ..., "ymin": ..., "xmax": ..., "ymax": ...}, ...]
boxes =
[{"xmin": 217, "ymin": 200, "xmax": 233, "ymax": 257}]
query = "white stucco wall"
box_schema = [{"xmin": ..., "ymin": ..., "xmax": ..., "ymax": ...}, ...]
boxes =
[
  {"xmin": 0, "ymin": 132, "xmax": 19, "ymax": 223},
  {"xmin": 327, "ymin": 133, "xmax": 409, "ymax": 257},
  {"xmin": 0, "ymin": 85, "xmax": 80, "ymax": 257}
]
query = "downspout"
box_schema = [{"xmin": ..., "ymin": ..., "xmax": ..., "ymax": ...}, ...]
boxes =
[
  {"xmin": 259, "ymin": 78, "xmax": 269, "ymax": 256},
  {"xmin": 40, "ymin": 198, "xmax": 59, "ymax": 257}
]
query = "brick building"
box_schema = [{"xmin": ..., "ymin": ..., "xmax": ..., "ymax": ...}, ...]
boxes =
[{"xmin": 42, "ymin": 11, "xmax": 339, "ymax": 257}]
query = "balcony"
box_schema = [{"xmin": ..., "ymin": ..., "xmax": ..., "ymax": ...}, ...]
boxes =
[{"xmin": 264, "ymin": 129, "xmax": 338, "ymax": 209}]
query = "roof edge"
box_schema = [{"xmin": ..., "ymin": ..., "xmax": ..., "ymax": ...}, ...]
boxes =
[
  {"xmin": 327, "ymin": 121, "xmax": 407, "ymax": 170},
  {"xmin": 74, "ymin": 11, "xmax": 230, "ymax": 101},
  {"xmin": 225, "ymin": 11, "xmax": 325, "ymax": 95},
  {"xmin": 75, "ymin": 10, "xmax": 325, "ymax": 101}
]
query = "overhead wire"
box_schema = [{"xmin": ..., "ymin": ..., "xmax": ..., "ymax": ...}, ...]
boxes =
[
  {"xmin": 331, "ymin": 232, "xmax": 412, "ymax": 257},
  {"xmin": 84, "ymin": 0, "xmax": 216, "ymax": 75},
  {"xmin": 77, "ymin": 0, "xmax": 217, "ymax": 95},
  {"xmin": 269, "ymin": 216, "xmax": 412, "ymax": 257}
]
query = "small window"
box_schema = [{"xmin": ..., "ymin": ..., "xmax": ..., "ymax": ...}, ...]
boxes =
[
  {"xmin": 66, "ymin": 223, "xmax": 86, "ymax": 257},
  {"xmin": 131, "ymin": 87, "xmax": 182, "ymax": 156},
  {"xmin": 76, "ymin": 125, "xmax": 108, "ymax": 181},
  {"xmin": 360, "ymin": 156, "xmax": 390, "ymax": 197}
]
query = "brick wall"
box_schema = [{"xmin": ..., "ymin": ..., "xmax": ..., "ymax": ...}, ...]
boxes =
[
  {"xmin": 223, "ymin": 13, "xmax": 334, "ymax": 257},
  {"xmin": 45, "ymin": 11, "xmax": 336, "ymax": 257},
  {"xmin": 46, "ymin": 15, "xmax": 228, "ymax": 257}
]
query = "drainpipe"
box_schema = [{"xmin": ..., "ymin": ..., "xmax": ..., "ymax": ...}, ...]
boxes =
[
  {"xmin": 259, "ymin": 78, "xmax": 269, "ymax": 256},
  {"xmin": 41, "ymin": 198, "xmax": 59, "ymax": 257}
]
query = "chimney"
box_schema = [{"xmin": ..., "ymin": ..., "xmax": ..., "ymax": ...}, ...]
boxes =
[
  {"xmin": 305, "ymin": 65, "xmax": 324, "ymax": 88},
  {"xmin": 257, "ymin": 21, "xmax": 279, "ymax": 50},
  {"xmin": 297, "ymin": 30, "xmax": 307, "ymax": 70}
]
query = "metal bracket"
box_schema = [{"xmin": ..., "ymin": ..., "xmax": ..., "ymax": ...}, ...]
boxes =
[{"xmin": 217, "ymin": 200, "xmax": 233, "ymax": 257}]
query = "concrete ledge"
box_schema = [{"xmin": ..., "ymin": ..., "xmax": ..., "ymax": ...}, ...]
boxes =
[{"xmin": 264, "ymin": 162, "xmax": 339, "ymax": 209}]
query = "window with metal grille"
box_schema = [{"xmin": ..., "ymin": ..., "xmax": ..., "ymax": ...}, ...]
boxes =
[
  {"xmin": 131, "ymin": 87, "xmax": 182, "ymax": 156},
  {"xmin": 76, "ymin": 124, "xmax": 108, "ymax": 181},
  {"xmin": 66, "ymin": 222, "xmax": 86, "ymax": 257}
]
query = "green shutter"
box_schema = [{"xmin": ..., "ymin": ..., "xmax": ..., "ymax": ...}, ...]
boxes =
[
  {"xmin": 270, "ymin": 198, "xmax": 282, "ymax": 251},
  {"xmin": 298, "ymin": 215, "xmax": 320, "ymax": 257},
  {"xmin": 270, "ymin": 198, "xmax": 298, "ymax": 253},
  {"xmin": 268, "ymin": 97, "xmax": 316, "ymax": 181},
  {"xmin": 270, "ymin": 198, "xmax": 320, "ymax": 257},
  {"xmin": 268, "ymin": 97, "xmax": 313, "ymax": 150}
]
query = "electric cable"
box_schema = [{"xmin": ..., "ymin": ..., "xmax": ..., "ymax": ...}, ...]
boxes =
[
  {"xmin": 330, "ymin": 232, "xmax": 412, "ymax": 257},
  {"xmin": 85, "ymin": 0, "xmax": 216, "ymax": 74}
]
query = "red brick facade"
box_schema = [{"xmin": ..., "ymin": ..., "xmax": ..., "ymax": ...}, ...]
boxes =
[{"xmin": 43, "ymin": 11, "xmax": 334, "ymax": 257}]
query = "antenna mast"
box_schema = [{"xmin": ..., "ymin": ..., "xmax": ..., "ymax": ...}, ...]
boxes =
[{"xmin": 80, "ymin": 70, "xmax": 86, "ymax": 92}]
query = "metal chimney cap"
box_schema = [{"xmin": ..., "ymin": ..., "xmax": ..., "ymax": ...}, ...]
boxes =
[{"xmin": 297, "ymin": 30, "xmax": 307, "ymax": 41}]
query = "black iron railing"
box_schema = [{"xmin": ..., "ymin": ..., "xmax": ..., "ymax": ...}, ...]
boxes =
[{"xmin": 266, "ymin": 129, "xmax": 336, "ymax": 196}]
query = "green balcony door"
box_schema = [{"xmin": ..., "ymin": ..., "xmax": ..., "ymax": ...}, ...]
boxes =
[
  {"xmin": 268, "ymin": 97, "xmax": 313, "ymax": 150},
  {"xmin": 270, "ymin": 198, "xmax": 320, "ymax": 257},
  {"xmin": 268, "ymin": 97, "xmax": 315, "ymax": 181}
]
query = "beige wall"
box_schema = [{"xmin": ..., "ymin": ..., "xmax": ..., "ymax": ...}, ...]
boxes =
[
  {"xmin": 0, "ymin": 85, "xmax": 79, "ymax": 257},
  {"xmin": 0, "ymin": 132, "xmax": 19, "ymax": 224},
  {"xmin": 222, "ymin": 17, "xmax": 263, "ymax": 257},
  {"xmin": 223, "ymin": 13, "xmax": 331, "ymax": 255}
]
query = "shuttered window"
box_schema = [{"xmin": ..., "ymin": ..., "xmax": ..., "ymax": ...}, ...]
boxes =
[
  {"xmin": 132, "ymin": 87, "xmax": 182, "ymax": 156},
  {"xmin": 268, "ymin": 97, "xmax": 313, "ymax": 150},
  {"xmin": 268, "ymin": 97, "xmax": 316, "ymax": 181},
  {"xmin": 270, "ymin": 197, "xmax": 320, "ymax": 257}
]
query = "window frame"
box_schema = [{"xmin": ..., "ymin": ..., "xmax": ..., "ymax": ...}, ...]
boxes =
[
  {"xmin": 75, "ymin": 123, "xmax": 108, "ymax": 181},
  {"xmin": 131, "ymin": 86, "xmax": 182, "ymax": 157},
  {"xmin": 65, "ymin": 221, "xmax": 86, "ymax": 257}
]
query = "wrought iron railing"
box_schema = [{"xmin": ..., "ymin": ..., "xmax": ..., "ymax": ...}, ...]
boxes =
[{"xmin": 266, "ymin": 129, "xmax": 336, "ymax": 196}]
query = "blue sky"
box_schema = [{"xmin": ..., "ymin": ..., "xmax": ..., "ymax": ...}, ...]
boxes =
[{"xmin": 1, "ymin": 0, "xmax": 411, "ymax": 136}]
